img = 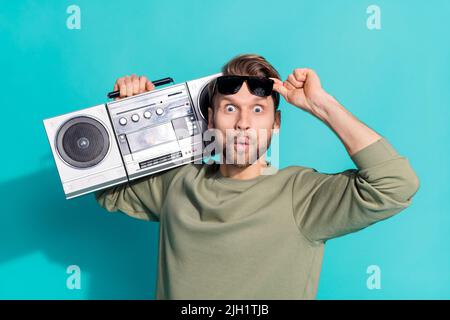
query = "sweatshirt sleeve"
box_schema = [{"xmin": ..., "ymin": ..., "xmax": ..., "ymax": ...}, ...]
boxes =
[
  {"xmin": 94, "ymin": 165, "xmax": 185, "ymax": 221},
  {"xmin": 292, "ymin": 137, "xmax": 420, "ymax": 243}
]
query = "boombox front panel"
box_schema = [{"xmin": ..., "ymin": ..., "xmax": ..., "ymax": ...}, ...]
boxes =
[
  {"xmin": 106, "ymin": 82, "xmax": 208, "ymax": 181},
  {"xmin": 43, "ymin": 73, "xmax": 221, "ymax": 199}
]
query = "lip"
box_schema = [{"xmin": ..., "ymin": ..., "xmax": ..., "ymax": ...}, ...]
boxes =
[
  {"xmin": 234, "ymin": 142, "xmax": 249, "ymax": 152},
  {"xmin": 234, "ymin": 137, "xmax": 250, "ymax": 145}
]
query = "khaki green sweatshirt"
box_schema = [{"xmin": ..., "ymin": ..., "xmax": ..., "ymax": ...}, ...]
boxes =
[{"xmin": 94, "ymin": 137, "xmax": 419, "ymax": 299}]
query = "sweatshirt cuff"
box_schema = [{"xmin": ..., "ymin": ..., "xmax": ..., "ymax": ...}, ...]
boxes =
[{"xmin": 350, "ymin": 137, "xmax": 400, "ymax": 169}]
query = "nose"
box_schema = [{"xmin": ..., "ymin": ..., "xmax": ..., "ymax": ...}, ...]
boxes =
[{"xmin": 236, "ymin": 109, "xmax": 251, "ymax": 131}]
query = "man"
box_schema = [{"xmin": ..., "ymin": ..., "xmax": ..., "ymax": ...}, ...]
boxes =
[{"xmin": 95, "ymin": 53, "xmax": 420, "ymax": 299}]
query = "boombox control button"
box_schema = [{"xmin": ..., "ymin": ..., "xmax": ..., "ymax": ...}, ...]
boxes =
[
  {"xmin": 131, "ymin": 114, "xmax": 140, "ymax": 122},
  {"xmin": 119, "ymin": 117, "xmax": 127, "ymax": 126},
  {"xmin": 143, "ymin": 111, "xmax": 151, "ymax": 119},
  {"xmin": 156, "ymin": 107, "xmax": 164, "ymax": 116}
]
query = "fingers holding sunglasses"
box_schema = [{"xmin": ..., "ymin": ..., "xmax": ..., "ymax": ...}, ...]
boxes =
[{"xmin": 270, "ymin": 77, "xmax": 289, "ymax": 98}]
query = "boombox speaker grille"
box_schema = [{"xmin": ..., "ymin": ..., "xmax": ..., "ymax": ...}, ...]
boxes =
[{"xmin": 56, "ymin": 116, "xmax": 110, "ymax": 168}]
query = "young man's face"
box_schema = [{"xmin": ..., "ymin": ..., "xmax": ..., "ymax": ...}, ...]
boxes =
[{"xmin": 207, "ymin": 81, "xmax": 281, "ymax": 167}]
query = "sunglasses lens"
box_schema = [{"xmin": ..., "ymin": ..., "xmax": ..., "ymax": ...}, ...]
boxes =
[
  {"xmin": 247, "ymin": 78, "xmax": 273, "ymax": 97},
  {"xmin": 217, "ymin": 76, "xmax": 244, "ymax": 95},
  {"xmin": 215, "ymin": 76, "xmax": 279, "ymax": 106}
]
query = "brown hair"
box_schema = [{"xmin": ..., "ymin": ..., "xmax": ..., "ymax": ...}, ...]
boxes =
[{"xmin": 205, "ymin": 54, "xmax": 281, "ymax": 119}]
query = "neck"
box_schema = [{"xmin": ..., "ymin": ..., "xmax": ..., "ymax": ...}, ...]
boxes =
[{"xmin": 218, "ymin": 156, "xmax": 269, "ymax": 180}]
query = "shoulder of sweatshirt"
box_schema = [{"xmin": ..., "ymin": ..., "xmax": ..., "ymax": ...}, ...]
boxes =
[
  {"xmin": 156, "ymin": 162, "xmax": 199, "ymax": 184},
  {"xmin": 156, "ymin": 161, "xmax": 221, "ymax": 186}
]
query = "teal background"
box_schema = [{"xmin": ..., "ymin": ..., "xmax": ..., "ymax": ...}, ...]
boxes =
[{"xmin": 0, "ymin": 0, "xmax": 449, "ymax": 299}]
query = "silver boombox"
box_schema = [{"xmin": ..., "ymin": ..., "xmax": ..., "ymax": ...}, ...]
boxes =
[{"xmin": 43, "ymin": 73, "xmax": 221, "ymax": 199}]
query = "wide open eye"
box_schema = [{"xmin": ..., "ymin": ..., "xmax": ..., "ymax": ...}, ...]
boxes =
[
  {"xmin": 253, "ymin": 105, "xmax": 263, "ymax": 113},
  {"xmin": 225, "ymin": 104, "xmax": 236, "ymax": 112}
]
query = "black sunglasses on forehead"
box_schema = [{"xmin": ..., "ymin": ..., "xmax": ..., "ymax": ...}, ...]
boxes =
[{"xmin": 212, "ymin": 75, "xmax": 280, "ymax": 107}]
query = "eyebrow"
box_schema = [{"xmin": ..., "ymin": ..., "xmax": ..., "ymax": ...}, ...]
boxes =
[{"xmin": 220, "ymin": 95, "xmax": 268, "ymax": 104}]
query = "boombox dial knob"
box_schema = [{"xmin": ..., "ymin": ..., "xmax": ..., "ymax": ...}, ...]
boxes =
[
  {"xmin": 119, "ymin": 117, "xmax": 127, "ymax": 126},
  {"xmin": 156, "ymin": 107, "xmax": 164, "ymax": 116},
  {"xmin": 131, "ymin": 114, "xmax": 140, "ymax": 122}
]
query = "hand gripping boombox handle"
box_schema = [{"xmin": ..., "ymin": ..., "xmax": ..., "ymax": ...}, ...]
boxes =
[{"xmin": 107, "ymin": 77, "xmax": 174, "ymax": 99}]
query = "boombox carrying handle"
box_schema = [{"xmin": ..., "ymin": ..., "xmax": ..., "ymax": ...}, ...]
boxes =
[{"xmin": 107, "ymin": 77, "xmax": 174, "ymax": 99}]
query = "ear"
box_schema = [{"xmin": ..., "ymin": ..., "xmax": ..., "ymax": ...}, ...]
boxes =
[
  {"xmin": 207, "ymin": 107, "xmax": 214, "ymax": 129},
  {"xmin": 272, "ymin": 110, "xmax": 281, "ymax": 133}
]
